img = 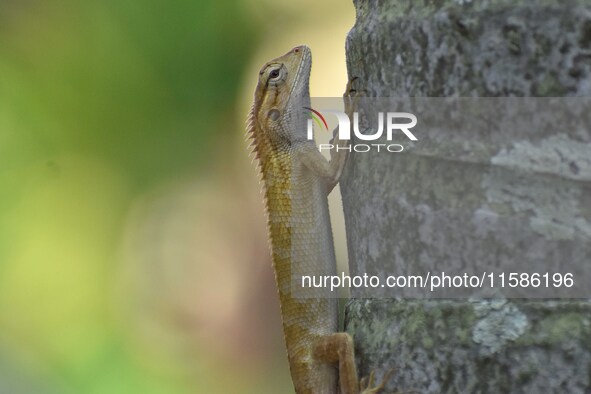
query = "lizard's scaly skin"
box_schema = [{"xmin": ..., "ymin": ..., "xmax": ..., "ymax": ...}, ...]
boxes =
[{"xmin": 248, "ymin": 46, "xmax": 387, "ymax": 394}]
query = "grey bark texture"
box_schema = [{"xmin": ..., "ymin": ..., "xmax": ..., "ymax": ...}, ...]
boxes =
[{"xmin": 341, "ymin": 1, "xmax": 591, "ymax": 393}]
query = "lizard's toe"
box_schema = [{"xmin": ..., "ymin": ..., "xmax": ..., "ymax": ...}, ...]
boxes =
[{"xmin": 360, "ymin": 369, "xmax": 395, "ymax": 394}]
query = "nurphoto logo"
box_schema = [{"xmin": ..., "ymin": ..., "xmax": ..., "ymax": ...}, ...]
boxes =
[{"xmin": 304, "ymin": 107, "xmax": 418, "ymax": 153}]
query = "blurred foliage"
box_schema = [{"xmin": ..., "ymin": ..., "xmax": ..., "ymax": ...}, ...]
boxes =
[
  {"xmin": 0, "ymin": 0, "xmax": 259, "ymax": 392},
  {"xmin": 0, "ymin": 0, "xmax": 257, "ymax": 188}
]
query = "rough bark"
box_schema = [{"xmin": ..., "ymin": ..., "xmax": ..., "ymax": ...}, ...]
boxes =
[{"xmin": 342, "ymin": 1, "xmax": 591, "ymax": 392}]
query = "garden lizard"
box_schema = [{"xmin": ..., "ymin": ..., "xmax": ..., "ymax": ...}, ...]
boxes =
[{"xmin": 247, "ymin": 45, "xmax": 389, "ymax": 394}]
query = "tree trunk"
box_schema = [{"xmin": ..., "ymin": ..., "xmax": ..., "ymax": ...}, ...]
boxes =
[{"xmin": 342, "ymin": 1, "xmax": 591, "ymax": 392}]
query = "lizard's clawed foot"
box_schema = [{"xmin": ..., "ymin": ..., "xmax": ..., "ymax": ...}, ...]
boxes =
[
  {"xmin": 359, "ymin": 369, "xmax": 395, "ymax": 394},
  {"xmin": 343, "ymin": 76, "xmax": 361, "ymax": 114},
  {"xmin": 345, "ymin": 76, "xmax": 361, "ymax": 97}
]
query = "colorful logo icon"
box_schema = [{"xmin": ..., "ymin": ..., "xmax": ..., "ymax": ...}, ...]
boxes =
[{"xmin": 304, "ymin": 107, "xmax": 328, "ymax": 131}]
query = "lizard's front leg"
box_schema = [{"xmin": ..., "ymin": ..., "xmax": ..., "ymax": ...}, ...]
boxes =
[
  {"xmin": 297, "ymin": 76, "xmax": 358, "ymax": 190},
  {"xmin": 296, "ymin": 143, "xmax": 347, "ymax": 191}
]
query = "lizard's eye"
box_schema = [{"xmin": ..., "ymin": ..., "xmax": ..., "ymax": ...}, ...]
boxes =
[{"xmin": 269, "ymin": 68, "xmax": 281, "ymax": 80}]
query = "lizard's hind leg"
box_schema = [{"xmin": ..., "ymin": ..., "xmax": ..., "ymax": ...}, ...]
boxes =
[
  {"xmin": 312, "ymin": 333, "xmax": 390, "ymax": 394},
  {"xmin": 313, "ymin": 333, "xmax": 357, "ymax": 394}
]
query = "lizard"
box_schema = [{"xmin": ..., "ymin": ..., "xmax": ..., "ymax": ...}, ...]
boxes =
[{"xmin": 247, "ymin": 45, "xmax": 390, "ymax": 394}]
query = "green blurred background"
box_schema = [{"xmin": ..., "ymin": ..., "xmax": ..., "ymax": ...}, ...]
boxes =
[{"xmin": 0, "ymin": 0, "xmax": 352, "ymax": 392}]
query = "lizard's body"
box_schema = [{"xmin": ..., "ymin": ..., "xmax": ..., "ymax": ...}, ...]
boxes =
[
  {"xmin": 247, "ymin": 45, "xmax": 387, "ymax": 394},
  {"xmin": 266, "ymin": 134, "xmax": 339, "ymax": 392}
]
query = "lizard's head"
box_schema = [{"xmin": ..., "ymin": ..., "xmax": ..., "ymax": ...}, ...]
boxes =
[{"xmin": 249, "ymin": 45, "xmax": 312, "ymax": 150}]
